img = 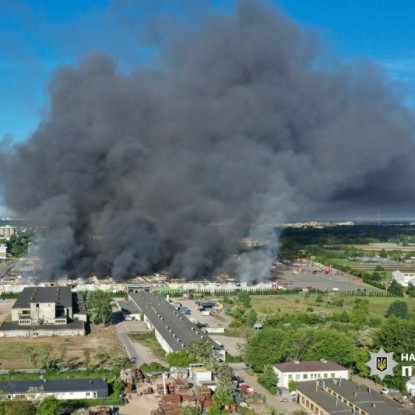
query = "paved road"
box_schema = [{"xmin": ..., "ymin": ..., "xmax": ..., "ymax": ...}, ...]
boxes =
[
  {"xmin": 113, "ymin": 313, "xmax": 164, "ymax": 367},
  {"xmin": 230, "ymin": 363, "xmax": 301, "ymax": 413},
  {"xmin": 114, "ymin": 316, "xmax": 140, "ymax": 364}
]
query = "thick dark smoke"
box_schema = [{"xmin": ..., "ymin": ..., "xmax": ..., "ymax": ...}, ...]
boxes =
[{"xmin": 1, "ymin": 0, "xmax": 415, "ymax": 279}]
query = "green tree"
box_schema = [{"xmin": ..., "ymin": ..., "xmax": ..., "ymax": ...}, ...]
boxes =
[
  {"xmin": 288, "ymin": 380, "xmax": 298, "ymax": 392},
  {"xmin": 385, "ymin": 300, "xmax": 408, "ymax": 319},
  {"xmin": 375, "ymin": 317, "xmax": 415, "ymax": 354},
  {"xmin": 213, "ymin": 385, "xmax": 234, "ymax": 407},
  {"xmin": 36, "ymin": 397, "xmax": 62, "ymax": 415},
  {"xmin": 180, "ymin": 404, "xmax": 200, "ymax": 415},
  {"xmin": 350, "ymin": 308, "xmax": 367, "ymax": 326},
  {"xmin": 238, "ymin": 291, "xmax": 251, "ymax": 308},
  {"xmin": 304, "ymin": 329, "xmax": 356, "ymax": 366},
  {"xmin": 187, "ymin": 338, "xmax": 215, "ymax": 364},
  {"xmin": 166, "ymin": 349, "xmax": 193, "ymax": 367},
  {"xmin": 207, "ymin": 401, "xmax": 222, "ymax": 415},
  {"xmin": 354, "ymin": 347, "xmax": 370, "ymax": 377},
  {"xmin": 244, "ymin": 328, "xmax": 291, "ymax": 372},
  {"xmin": 258, "ymin": 365, "xmax": 278, "ymax": 394},
  {"xmin": 379, "ymin": 249, "xmax": 388, "ymax": 258},
  {"xmin": 86, "ymin": 291, "xmax": 113, "ymax": 325},
  {"xmin": 245, "ymin": 309, "xmax": 258, "ymax": 327}
]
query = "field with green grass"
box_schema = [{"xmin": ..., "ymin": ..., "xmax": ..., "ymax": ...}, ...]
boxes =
[{"xmin": 251, "ymin": 294, "xmax": 415, "ymax": 318}]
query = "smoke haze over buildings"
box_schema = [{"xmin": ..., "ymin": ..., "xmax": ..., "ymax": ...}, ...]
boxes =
[{"xmin": 0, "ymin": 0, "xmax": 414, "ymax": 279}]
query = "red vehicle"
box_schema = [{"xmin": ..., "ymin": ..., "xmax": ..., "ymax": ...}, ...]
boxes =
[{"xmin": 240, "ymin": 384, "xmax": 250, "ymax": 390}]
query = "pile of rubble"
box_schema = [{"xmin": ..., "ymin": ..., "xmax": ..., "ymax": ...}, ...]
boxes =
[
  {"xmin": 156, "ymin": 379, "xmax": 212, "ymax": 415},
  {"xmin": 121, "ymin": 367, "xmax": 153, "ymax": 394}
]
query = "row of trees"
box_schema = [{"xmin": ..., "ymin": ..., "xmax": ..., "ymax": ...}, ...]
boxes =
[{"xmin": 25, "ymin": 343, "xmax": 129, "ymax": 371}]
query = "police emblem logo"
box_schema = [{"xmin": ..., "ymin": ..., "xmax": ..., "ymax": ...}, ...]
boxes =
[
  {"xmin": 367, "ymin": 348, "xmax": 397, "ymax": 380},
  {"xmin": 376, "ymin": 357, "xmax": 387, "ymax": 372}
]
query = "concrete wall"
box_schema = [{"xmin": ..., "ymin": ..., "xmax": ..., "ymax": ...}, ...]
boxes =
[
  {"xmin": 0, "ymin": 328, "xmax": 85, "ymax": 338},
  {"xmin": 9, "ymin": 390, "xmax": 100, "ymax": 400}
]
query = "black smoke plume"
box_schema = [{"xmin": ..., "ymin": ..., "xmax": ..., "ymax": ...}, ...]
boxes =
[{"xmin": 1, "ymin": 1, "xmax": 414, "ymax": 279}]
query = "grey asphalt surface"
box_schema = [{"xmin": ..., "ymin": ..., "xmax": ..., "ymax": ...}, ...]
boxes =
[{"xmin": 230, "ymin": 362, "xmax": 301, "ymax": 413}]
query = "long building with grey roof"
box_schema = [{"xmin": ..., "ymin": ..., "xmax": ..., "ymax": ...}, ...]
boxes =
[
  {"xmin": 297, "ymin": 378, "xmax": 413, "ymax": 415},
  {"xmin": 0, "ymin": 378, "xmax": 108, "ymax": 400},
  {"xmin": 129, "ymin": 292, "xmax": 210, "ymax": 354}
]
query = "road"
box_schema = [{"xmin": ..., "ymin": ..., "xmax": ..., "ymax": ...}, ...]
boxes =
[
  {"xmin": 113, "ymin": 312, "xmax": 140, "ymax": 363},
  {"xmin": 113, "ymin": 312, "xmax": 164, "ymax": 367},
  {"xmin": 230, "ymin": 363, "xmax": 301, "ymax": 413}
]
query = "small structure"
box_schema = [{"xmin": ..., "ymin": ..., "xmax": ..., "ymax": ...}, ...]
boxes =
[
  {"xmin": 273, "ymin": 360, "xmax": 348, "ymax": 389},
  {"xmin": 0, "ymin": 378, "xmax": 108, "ymax": 400}
]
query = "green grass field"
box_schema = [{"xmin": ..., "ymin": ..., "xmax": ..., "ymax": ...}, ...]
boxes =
[{"xmin": 251, "ymin": 294, "xmax": 415, "ymax": 318}]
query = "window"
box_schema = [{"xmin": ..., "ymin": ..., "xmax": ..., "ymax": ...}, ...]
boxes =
[
  {"xmin": 296, "ymin": 374, "xmax": 300, "ymax": 380},
  {"xmin": 288, "ymin": 374, "xmax": 292, "ymax": 379},
  {"xmin": 310, "ymin": 374, "xmax": 314, "ymax": 379},
  {"xmin": 303, "ymin": 374, "xmax": 308, "ymax": 379},
  {"xmin": 324, "ymin": 373, "xmax": 328, "ymax": 378},
  {"xmin": 331, "ymin": 373, "xmax": 335, "ymax": 377},
  {"xmin": 86, "ymin": 393, "xmax": 90, "ymax": 396}
]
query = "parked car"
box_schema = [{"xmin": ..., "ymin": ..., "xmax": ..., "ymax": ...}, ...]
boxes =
[{"xmin": 380, "ymin": 388, "xmax": 389, "ymax": 395}]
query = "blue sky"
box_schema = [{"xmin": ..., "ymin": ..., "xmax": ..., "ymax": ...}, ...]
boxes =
[{"xmin": 1, "ymin": 0, "xmax": 415, "ymax": 142}]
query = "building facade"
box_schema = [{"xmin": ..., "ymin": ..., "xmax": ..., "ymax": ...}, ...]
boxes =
[
  {"xmin": 273, "ymin": 360, "xmax": 349, "ymax": 389},
  {"xmin": 11, "ymin": 286, "xmax": 73, "ymax": 326},
  {"xmin": 0, "ymin": 378, "xmax": 108, "ymax": 400},
  {"xmin": 392, "ymin": 270, "xmax": 415, "ymax": 287},
  {"xmin": 297, "ymin": 378, "xmax": 413, "ymax": 415}
]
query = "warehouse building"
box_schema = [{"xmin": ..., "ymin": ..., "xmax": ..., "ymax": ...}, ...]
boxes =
[
  {"xmin": 129, "ymin": 291, "xmax": 224, "ymax": 359},
  {"xmin": 297, "ymin": 378, "xmax": 413, "ymax": 415}
]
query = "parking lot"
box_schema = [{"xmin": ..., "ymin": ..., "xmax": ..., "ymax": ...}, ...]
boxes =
[{"xmin": 274, "ymin": 264, "xmax": 377, "ymax": 292}]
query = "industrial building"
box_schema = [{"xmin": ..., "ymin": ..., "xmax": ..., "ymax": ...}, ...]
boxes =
[
  {"xmin": 11, "ymin": 286, "xmax": 74, "ymax": 325},
  {"xmin": 0, "ymin": 378, "xmax": 108, "ymax": 400},
  {"xmin": 273, "ymin": 360, "xmax": 349, "ymax": 389},
  {"xmin": 0, "ymin": 225, "xmax": 16, "ymax": 240},
  {"xmin": 0, "ymin": 286, "xmax": 85, "ymax": 337},
  {"xmin": 129, "ymin": 291, "xmax": 224, "ymax": 358},
  {"xmin": 297, "ymin": 378, "xmax": 413, "ymax": 415}
]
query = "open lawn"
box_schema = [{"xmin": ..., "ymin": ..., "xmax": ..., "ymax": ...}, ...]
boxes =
[
  {"xmin": 251, "ymin": 294, "xmax": 415, "ymax": 318},
  {"xmin": 0, "ymin": 323, "xmax": 121, "ymax": 369}
]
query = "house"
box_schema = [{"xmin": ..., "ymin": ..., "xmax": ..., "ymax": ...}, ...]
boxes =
[
  {"xmin": 11, "ymin": 286, "xmax": 73, "ymax": 325},
  {"xmin": 392, "ymin": 270, "xmax": 415, "ymax": 287},
  {"xmin": 273, "ymin": 360, "xmax": 348, "ymax": 389},
  {"xmin": 297, "ymin": 378, "xmax": 413, "ymax": 415},
  {"xmin": 0, "ymin": 378, "xmax": 108, "ymax": 400},
  {"xmin": 0, "ymin": 286, "xmax": 85, "ymax": 337}
]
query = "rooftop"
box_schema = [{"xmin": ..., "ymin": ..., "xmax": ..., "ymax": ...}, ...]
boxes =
[
  {"xmin": 129, "ymin": 291, "xmax": 207, "ymax": 352},
  {"xmin": 298, "ymin": 379, "xmax": 414, "ymax": 415},
  {"xmin": 12, "ymin": 287, "xmax": 72, "ymax": 309},
  {"xmin": 0, "ymin": 378, "xmax": 108, "ymax": 397},
  {"xmin": 274, "ymin": 360, "xmax": 347, "ymax": 373}
]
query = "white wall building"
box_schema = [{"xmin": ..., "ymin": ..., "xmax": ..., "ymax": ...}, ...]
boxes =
[
  {"xmin": 0, "ymin": 244, "xmax": 6, "ymax": 260},
  {"xmin": 0, "ymin": 378, "xmax": 108, "ymax": 400},
  {"xmin": 392, "ymin": 270, "xmax": 415, "ymax": 287},
  {"xmin": 273, "ymin": 360, "xmax": 349, "ymax": 389}
]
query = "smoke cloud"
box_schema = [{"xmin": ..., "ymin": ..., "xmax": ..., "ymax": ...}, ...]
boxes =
[{"xmin": 1, "ymin": 0, "xmax": 414, "ymax": 280}]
